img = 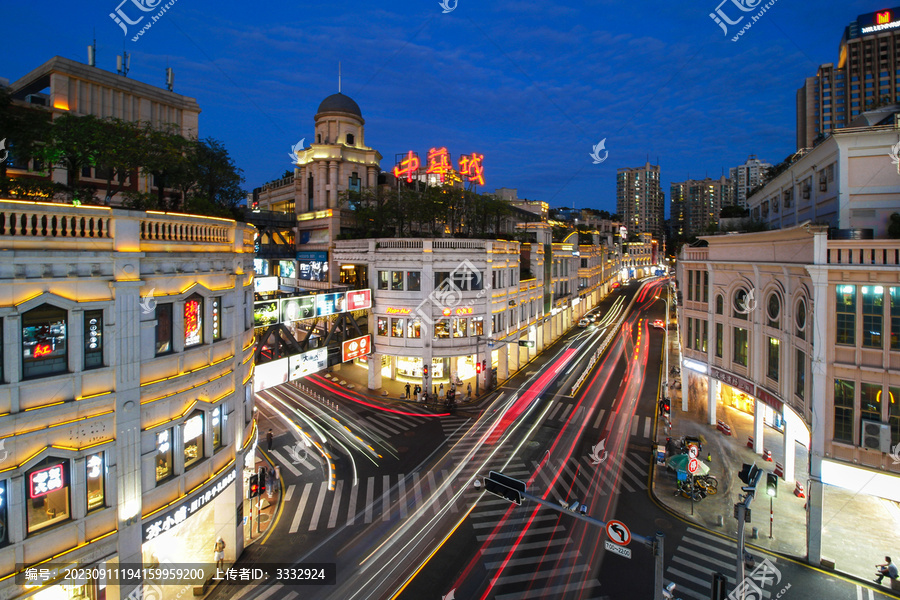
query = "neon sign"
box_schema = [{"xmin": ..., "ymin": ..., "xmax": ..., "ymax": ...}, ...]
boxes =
[
  {"xmin": 442, "ymin": 307, "xmax": 474, "ymax": 316},
  {"xmin": 385, "ymin": 307, "xmax": 411, "ymax": 315},
  {"xmin": 184, "ymin": 299, "xmax": 201, "ymax": 345},
  {"xmin": 426, "ymin": 147, "xmax": 453, "ymax": 183},
  {"xmin": 392, "ymin": 151, "xmax": 420, "ymax": 183},
  {"xmin": 33, "ymin": 344, "xmax": 52, "ymax": 358},
  {"xmin": 459, "ymin": 153, "xmax": 485, "ymax": 186},
  {"xmin": 877, "ymin": 10, "xmax": 892, "ymax": 24},
  {"xmin": 29, "ymin": 464, "xmax": 64, "ymax": 498},
  {"xmin": 394, "ymin": 148, "xmax": 486, "ymax": 186}
]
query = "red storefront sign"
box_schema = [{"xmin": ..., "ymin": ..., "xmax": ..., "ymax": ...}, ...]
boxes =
[
  {"xmin": 346, "ymin": 289, "xmax": 372, "ymax": 311},
  {"xmin": 342, "ymin": 335, "xmax": 371, "ymax": 362}
]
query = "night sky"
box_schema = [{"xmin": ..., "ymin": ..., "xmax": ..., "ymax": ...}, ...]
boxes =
[{"xmin": 2, "ymin": 1, "xmax": 881, "ymax": 215}]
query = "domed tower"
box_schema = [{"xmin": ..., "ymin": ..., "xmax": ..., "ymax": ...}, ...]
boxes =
[{"xmin": 286, "ymin": 91, "xmax": 382, "ymax": 285}]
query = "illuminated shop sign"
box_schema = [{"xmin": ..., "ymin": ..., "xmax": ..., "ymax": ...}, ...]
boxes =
[
  {"xmin": 316, "ymin": 292, "xmax": 346, "ymax": 317},
  {"xmin": 385, "ymin": 307, "xmax": 411, "ymax": 315},
  {"xmin": 281, "ymin": 296, "xmax": 316, "ymax": 322},
  {"xmin": 346, "ymin": 289, "xmax": 372, "ymax": 311},
  {"xmin": 29, "ymin": 464, "xmax": 65, "ymax": 499},
  {"xmin": 253, "ymin": 358, "xmax": 289, "ymax": 392},
  {"xmin": 860, "ymin": 7, "xmax": 900, "ymax": 33},
  {"xmin": 143, "ymin": 468, "xmax": 236, "ymax": 542},
  {"xmin": 441, "ymin": 307, "xmax": 474, "ymax": 316},
  {"xmin": 709, "ymin": 366, "xmax": 755, "ymax": 396},
  {"xmin": 296, "ymin": 251, "xmax": 329, "ymax": 282},
  {"xmin": 183, "ymin": 414, "xmax": 204, "ymax": 442},
  {"xmin": 184, "ymin": 298, "xmax": 202, "ymax": 346},
  {"xmin": 342, "ymin": 335, "xmax": 371, "ymax": 362},
  {"xmin": 394, "ymin": 147, "xmax": 486, "ymax": 186}
]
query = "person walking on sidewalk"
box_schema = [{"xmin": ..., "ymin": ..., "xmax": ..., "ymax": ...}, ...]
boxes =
[
  {"xmin": 266, "ymin": 429, "xmax": 273, "ymax": 451},
  {"xmin": 439, "ymin": 383, "xmax": 444, "ymax": 399},
  {"xmin": 876, "ymin": 556, "xmax": 898, "ymax": 584},
  {"xmin": 467, "ymin": 382, "xmax": 472, "ymax": 398},
  {"xmin": 405, "ymin": 382, "xmax": 411, "ymax": 399},
  {"xmin": 214, "ymin": 538, "xmax": 226, "ymax": 572}
]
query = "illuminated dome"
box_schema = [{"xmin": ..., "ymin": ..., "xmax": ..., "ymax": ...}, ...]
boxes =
[{"xmin": 315, "ymin": 93, "xmax": 362, "ymax": 119}]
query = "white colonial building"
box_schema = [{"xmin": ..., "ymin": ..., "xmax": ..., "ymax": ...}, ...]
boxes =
[{"xmin": 0, "ymin": 201, "xmax": 256, "ymax": 600}]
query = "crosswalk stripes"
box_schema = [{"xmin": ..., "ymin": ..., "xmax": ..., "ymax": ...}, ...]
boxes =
[
  {"xmin": 666, "ymin": 527, "xmax": 780, "ymax": 600},
  {"xmin": 592, "ymin": 408, "xmax": 606, "ymax": 429},
  {"xmin": 288, "ymin": 483, "xmax": 312, "ymax": 534},
  {"xmin": 529, "ymin": 450, "xmax": 651, "ymax": 500}
]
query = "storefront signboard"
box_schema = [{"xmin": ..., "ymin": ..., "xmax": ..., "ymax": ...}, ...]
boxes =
[
  {"xmin": 709, "ymin": 366, "xmax": 755, "ymax": 396},
  {"xmin": 143, "ymin": 468, "xmax": 237, "ymax": 542}
]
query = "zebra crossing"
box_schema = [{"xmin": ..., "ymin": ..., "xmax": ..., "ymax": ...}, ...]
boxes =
[
  {"xmin": 665, "ymin": 527, "xmax": 783, "ymax": 600},
  {"xmin": 355, "ymin": 409, "xmax": 428, "ymax": 439},
  {"xmin": 589, "ymin": 408, "xmax": 655, "ymax": 439},
  {"xmin": 528, "ymin": 449, "xmax": 651, "ymax": 500}
]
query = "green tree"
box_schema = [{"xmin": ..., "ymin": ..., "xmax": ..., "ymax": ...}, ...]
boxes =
[
  {"xmin": 191, "ymin": 138, "xmax": 246, "ymax": 211},
  {"xmin": 0, "ymin": 86, "xmax": 52, "ymax": 195},
  {"xmin": 93, "ymin": 118, "xmax": 143, "ymax": 205},
  {"xmin": 41, "ymin": 113, "xmax": 104, "ymax": 203}
]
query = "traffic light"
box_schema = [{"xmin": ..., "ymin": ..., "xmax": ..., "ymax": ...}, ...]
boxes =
[
  {"xmin": 248, "ymin": 474, "xmax": 259, "ymax": 498},
  {"xmin": 659, "ymin": 398, "xmax": 670, "ymax": 417},
  {"xmin": 476, "ymin": 362, "xmax": 482, "ymax": 374},
  {"xmin": 257, "ymin": 467, "xmax": 267, "ymax": 496},
  {"xmin": 423, "ymin": 364, "xmax": 429, "ymax": 377},
  {"xmin": 766, "ymin": 472, "xmax": 778, "ymax": 497},
  {"xmin": 482, "ymin": 360, "xmax": 487, "ymax": 372},
  {"xmin": 738, "ymin": 463, "xmax": 760, "ymax": 493}
]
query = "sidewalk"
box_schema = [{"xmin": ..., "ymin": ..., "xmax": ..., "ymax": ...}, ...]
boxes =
[{"xmin": 651, "ymin": 337, "xmax": 900, "ymax": 594}]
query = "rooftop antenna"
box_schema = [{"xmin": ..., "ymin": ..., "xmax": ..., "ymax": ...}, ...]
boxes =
[
  {"xmin": 166, "ymin": 65, "xmax": 174, "ymax": 92},
  {"xmin": 117, "ymin": 45, "xmax": 130, "ymax": 77},
  {"xmin": 87, "ymin": 31, "xmax": 97, "ymax": 67},
  {"xmin": 338, "ymin": 61, "xmax": 341, "ymax": 93}
]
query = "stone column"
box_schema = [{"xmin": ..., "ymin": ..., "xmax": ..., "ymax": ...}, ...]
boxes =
[
  {"xmin": 497, "ymin": 343, "xmax": 509, "ymax": 382},
  {"xmin": 753, "ymin": 398, "xmax": 765, "ymax": 455},
  {"xmin": 329, "ymin": 161, "xmax": 339, "ymax": 208},
  {"xmin": 782, "ymin": 413, "xmax": 795, "ymax": 484},
  {"xmin": 707, "ymin": 377, "xmax": 718, "ymax": 425},
  {"xmin": 368, "ymin": 352, "xmax": 382, "ymax": 390},
  {"xmin": 805, "ymin": 259, "xmax": 829, "ymax": 566}
]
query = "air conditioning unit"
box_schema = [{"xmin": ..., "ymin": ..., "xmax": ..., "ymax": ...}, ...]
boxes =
[{"xmin": 861, "ymin": 421, "xmax": 891, "ymax": 453}]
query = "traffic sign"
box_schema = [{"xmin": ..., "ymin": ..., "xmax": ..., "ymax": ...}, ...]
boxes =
[
  {"xmin": 688, "ymin": 445, "xmax": 698, "ymax": 459},
  {"xmin": 604, "ymin": 540, "xmax": 632, "ymax": 558},
  {"xmin": 606, "ymin": 520, "xmax": 631, "ymax": 546},
  {"xmin": 483, "ymin": 471, "xmax": 526, "ymax": 505},
  {"xmin": 688, "ymin": 458, "xmax": 700, "ymax": 474},
  {"xmin": 518, "ymin": 340, "xmax": 535, "ymax": 348}
]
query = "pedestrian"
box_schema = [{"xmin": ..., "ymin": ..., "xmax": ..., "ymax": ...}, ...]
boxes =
[
  {"xmin": 266, "ymin": 428, "xmax": 273, "ymax": 451},
  {"xmin": 273, "ymin": 466, "xmax": 281, "ymax": 493},
  {"xmin": 405, "ymin": 382, "xmax": 411, "ymax": 399},
  {"xmin": 467, "ymin": 382, "xmax": 472, "ymax": 397},
  {"xmin": 214, "ymin": 537, "xmax": 226, "ymax": 572},
  {"xmin": 876, "ymin": 556, "xmax": 898, "ymax": 584},
  {"xmin": 439, "ymin": 382, "xmax": 444, "ymax": 398},
  {"xmin": 707, "ymin": 453, "xmax": 712, "ymax": 462},
  {"xmin": 266, "ymin": 468, "xmax": 274, "ymax": 498}
]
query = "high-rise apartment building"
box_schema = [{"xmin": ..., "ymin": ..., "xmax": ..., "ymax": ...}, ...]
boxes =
[
  {"xmin": 797, "ymin": 7, "xmax": 900, "ymax": 150},
  {"xmin": 616, "ymin": 162, "xmax": 664, "ymax": 238},
  {"xmin": 670, "ymin": 176, "xmax": 733, "ymax": 238},
  {"xmin": 729, "ymin": 155, "xmax": 771, "ymax": 208}
]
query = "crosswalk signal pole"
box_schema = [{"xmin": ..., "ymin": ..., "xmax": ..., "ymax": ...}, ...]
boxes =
[{"xmin": 654, "ymin": 531, "xmax": 665, "ymax": 600}]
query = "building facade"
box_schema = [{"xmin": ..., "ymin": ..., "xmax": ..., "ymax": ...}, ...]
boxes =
[
  {"xmin": 678, "ymin": 223, "xmax": 900, "ymax": 566},
  {"xmin": 333, "ymin": 238, "xmax": 591, "ymax": 393},
  {"xmin": 670, "ymin": 176, "xmax": 734, "ymax": 238},
  {"xmin": 796, "ymin": 7, "xmax": 900, "ymax": 149},
  {"xmin": 747, "ymin": 120, "xmax": 900, "ymax": 236},
  {"xmin": 0, "ymin": 201, "xmax": 256, "ymax": 600},
  {"xmin": 729, "ymin": 155, "xmax": 771, "ymax": 208},
  {"xmin": 616, "ymin": 162, "xmax": 664, "ymax": 238},
  {"xmin": 6, "ymin": 56, "xmax": 202, "ymax": 204}
]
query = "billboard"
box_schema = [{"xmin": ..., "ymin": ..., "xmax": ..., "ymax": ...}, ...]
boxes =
[
  {"xmin": 289, "ymin": 348, "xmax": 328, "ymax": 380},
  {"xmin": 346, "ymin": 289, "xmax": 372, "ymax": 311},
  {"xmin": 253, "ymin": 358, "xmax": 289, "ymax": 392},
  {"xmin": 253, "ymin": 300, "xmax": 280, "ymax": 327},
  {"xmin": 279, "ymin": 260, "xmax": 297, "ymax": 279},
  {"xmin": 281, "ymin": 296, "xmax": 316, "ymax": 322},
  {"xmin": 297, "ymin": 251, "xmax": 329, "ymax": 282},
  {"xmin": 342, "ymin": 335, "xmax": 371, "ymax": 362},
  {"xmin": 253, "ymin": 259, "xmax": 269, "ymax": 276},
  {"xmin": 316, "ymin": 292, "xmax": 346, "ymax": 317},
  {"xmin": 254, "ymin": 276, "xmax": 279, "ymax": 294}
]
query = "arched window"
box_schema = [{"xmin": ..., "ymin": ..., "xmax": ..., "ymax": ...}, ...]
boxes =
[
  {"xmin": 733, "ymin": 289, "xmax": 749, "ymax": 320},
  {"xmin": 715, "ymin": 294, "xmax": 724, "ymax": 315},
  {"xmin": 767, "ymin": 292, "xmax": 781, "ymax": 327},
  {"xmin": 183, "ymin": 410, "xmax": 205, "ymax": 470},
  {"xmin": 346, "ymin": 133, "xmax": 355, "ymax": 145},
  {"xmin": 795, "ymin": 298, "xmax": 807, "ymax": 340},
  {"xmin": 22, "ymin": 304, "xmax": 68, "ymax": 379}
]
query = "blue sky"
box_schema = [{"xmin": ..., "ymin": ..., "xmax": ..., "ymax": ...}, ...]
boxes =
[{"xmin": 2, "ymin": 0, "xmax": 882, "ymax": 215}]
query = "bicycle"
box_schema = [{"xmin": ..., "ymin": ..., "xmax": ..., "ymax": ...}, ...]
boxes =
[{"xmin": 694, "ymin": 474, "xmax": 718, "ymax": 495}]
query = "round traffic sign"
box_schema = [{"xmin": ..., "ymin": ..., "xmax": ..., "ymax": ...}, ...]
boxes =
[
  {"xmin": 606, "ymin": 519, "xmax": 631, "ymax": 546},
  {"xmin": 688, "ymin": 457, "xmax": 700, "ymax": 474},
  {"xmin": 688, "ymin": 445, "xmax": 698, "ymax": 459}
]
